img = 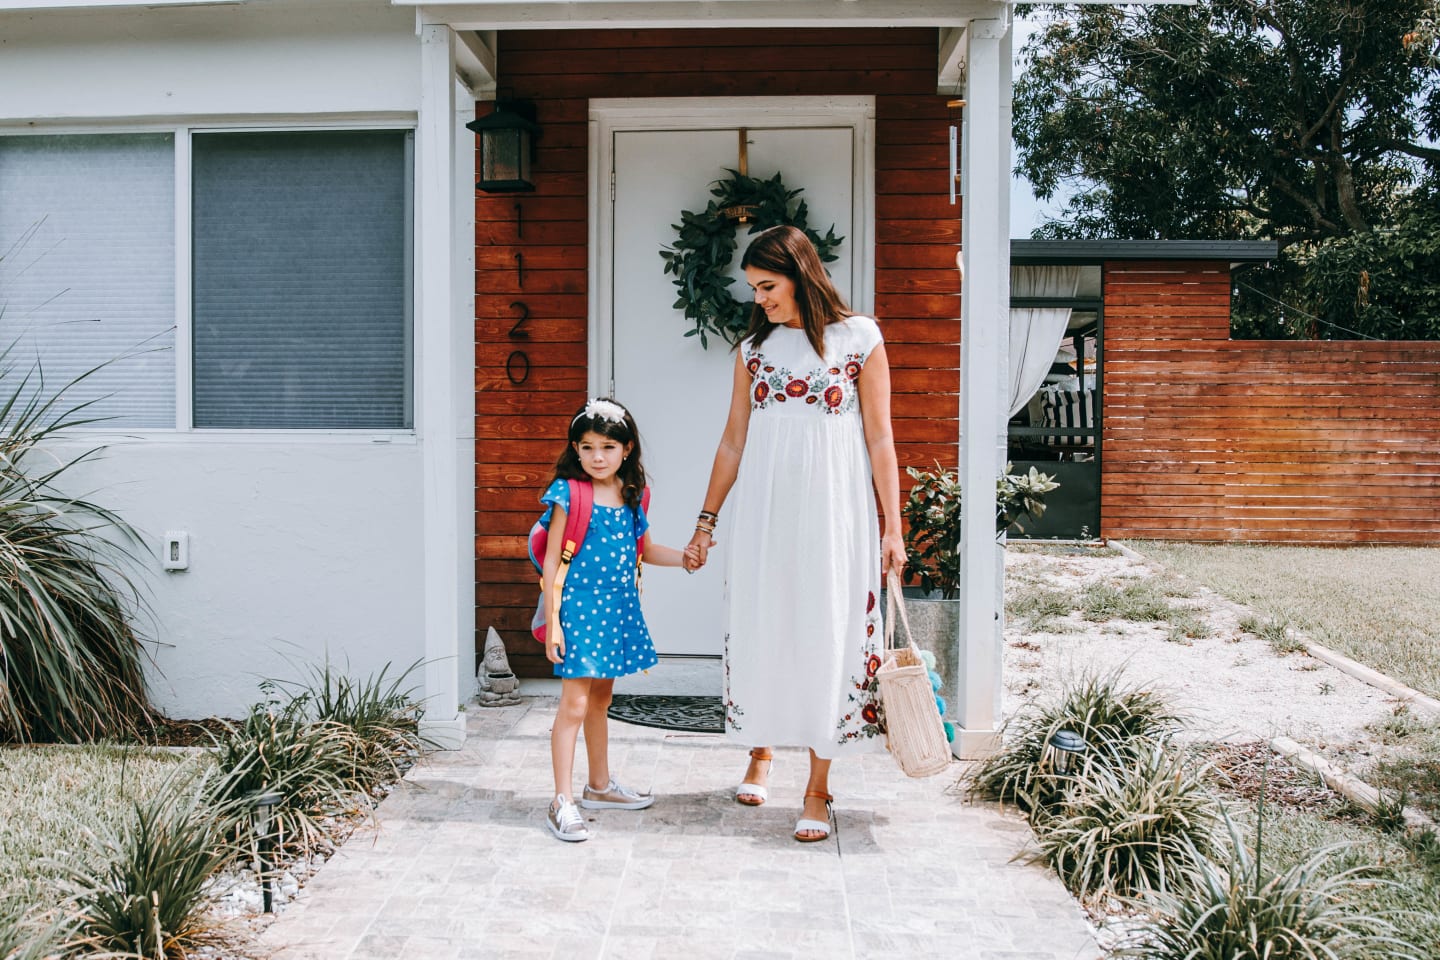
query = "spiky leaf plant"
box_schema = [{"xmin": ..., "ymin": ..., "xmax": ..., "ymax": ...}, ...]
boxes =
[
  {"xmin": 207, "ymin": 701, "xmax": 359, "ymax": 854},
  {"xmin": 1034, "ymin": 741, "xmax": 1220, "ymax": 900},
  {"xmin": 64, "ymin": 762, "xmax": 244, "ymax": 959},
  {"xmin": 1117, "ymin": 816, "xmax": 1421, "ymax": 960},
  {"xmin": 275, "ymin": 659, "xmax": 427, "ymax": 792},
  {"xmin": 0, "ymin": 897, "xmax": 82, "ymax": 960},
  {"xmin": 0, "ymin": 343, "xmax": 154, "ymax": 742},
  {"xmin": 968, "ymin": 668, "xmax": 1182, "ymax": 809}
]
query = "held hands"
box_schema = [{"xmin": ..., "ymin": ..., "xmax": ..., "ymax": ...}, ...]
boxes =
[{"xmin": 683, "ymin": 529, "xmax": 714, "ymax": 573}]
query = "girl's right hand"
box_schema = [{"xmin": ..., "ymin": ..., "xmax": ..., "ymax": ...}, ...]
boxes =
[{"xmin": 545, "ymin": 629, "xmax": 566, "ymax": 664}]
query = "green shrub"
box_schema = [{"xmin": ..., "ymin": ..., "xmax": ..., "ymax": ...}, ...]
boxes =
[
  {"xmin": 276, "ymin": 659, "xmax": 426, "ymax": 792},
  {"xmin": 968, "ymin": 668, "xmax": 1182, "ymax": 809},
  {"xmin": 207, "ymin": 701, "xmax": 358, "ymax": 854},
  {"xmin": 64, "ymin": 764, "xmax": 243, "ymax": 959},
  {"xmin": 1117, "ymin": 817, "xmax": 1421, "ymax": 959},
  {"xmin": 0, "ymin": 346, "xmax": 154, "ymax": 743},
  {"xmin": 1035, "ymin": 742, "xmax": 1220, "ymax": 899}
]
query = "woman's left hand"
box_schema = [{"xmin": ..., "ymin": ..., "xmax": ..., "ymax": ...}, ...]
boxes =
[{"xmin": 880, "ymin": 531, "xmax": 906, "ymax": 580}]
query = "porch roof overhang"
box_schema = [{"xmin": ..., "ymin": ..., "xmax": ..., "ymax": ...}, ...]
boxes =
[
  {"xmin": 405, "ymin": 0, "xmax": 999, "ymax": 30},
  {"xmin": 1011, "ymin": 239, "xmax": 1280, "ymax": 267}
]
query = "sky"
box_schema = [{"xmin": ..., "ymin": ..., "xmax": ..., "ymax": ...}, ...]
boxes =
[{"xmin": 1009, "ymin": 13, "xmax": 1070, "ymax": 238}]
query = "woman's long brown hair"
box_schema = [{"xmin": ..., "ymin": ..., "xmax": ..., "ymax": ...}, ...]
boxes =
[{"xmin": 736, "ymin": 224, "xmax": 851, "ymax": 359}]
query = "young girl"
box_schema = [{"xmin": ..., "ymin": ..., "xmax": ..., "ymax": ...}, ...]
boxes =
[{"xmin": 538, "ymin": 397, "xmax": 691, "ymax": 842}]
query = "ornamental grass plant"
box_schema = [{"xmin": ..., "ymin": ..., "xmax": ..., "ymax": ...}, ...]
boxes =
[
  {"xmin": 63, "ymin": 763, "xmax": 246, "ymax": 959},
  {"xmin": 1034, "ymin": 741, "xmax": 1221, "ymax": 900},
  {"xmin": 0, "ymin": 344, "xmax": 155, "ymax": 743},
  {"xmin": 273, "ymin": 658, "xmax": 426, "ymax": 793},
  {"xmin": 207, "ymin": 701, "xmax": 357, "ymax": 855},
  {"xmin": 967, "ymin": 667, "xmax": 1182, "ymax": 809},
  {"xmin": 1117, "ymin": 815, "xmax": 1421, "ymax": 960}
]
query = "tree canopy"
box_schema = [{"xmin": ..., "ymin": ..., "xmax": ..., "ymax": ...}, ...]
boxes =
[{"xmin": 1014, "ymin": 0, "xmax": 1440, "ymax": 339}]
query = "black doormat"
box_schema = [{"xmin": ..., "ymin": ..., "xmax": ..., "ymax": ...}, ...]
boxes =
[{"xmin": 608, "ymin": 694, "xmax": 724, "ymax": 734}]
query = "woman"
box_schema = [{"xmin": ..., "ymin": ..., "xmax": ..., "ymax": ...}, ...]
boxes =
[{"xmin": 685, "ymin": 224, "xmax": 905, "ymax": 842}]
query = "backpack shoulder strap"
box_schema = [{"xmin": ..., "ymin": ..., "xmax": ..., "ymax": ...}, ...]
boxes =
[{"xmin": 560, "ymin": 478, "xmax": 593, "ymax": 561}]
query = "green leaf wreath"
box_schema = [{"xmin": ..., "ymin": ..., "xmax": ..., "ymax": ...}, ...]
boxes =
[{"xmin": 659, "ymin": 168, "xmax": 843, "ymax": 348}]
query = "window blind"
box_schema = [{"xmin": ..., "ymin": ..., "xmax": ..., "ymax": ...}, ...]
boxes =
[
  {"xmin": 191, "ymin": 130, "xmax": 412, "ymax": 429},
  {"xmin": 0, "ymin": 134, "xmax": 176, "ymax": 429}
]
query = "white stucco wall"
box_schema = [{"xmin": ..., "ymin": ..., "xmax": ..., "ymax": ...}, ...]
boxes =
[
  {"xmin": 53, "ymin": 439, "xmax": 426, "ymax": 719},
  {"xmin": 0, "ymin": 1, "xmax": 459, "ymax": 722},
  {"xmin": 0, "ymin": 0, "xmax": 420, "ymax": 121}
]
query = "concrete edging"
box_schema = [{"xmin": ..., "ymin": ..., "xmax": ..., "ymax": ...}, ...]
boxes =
[{"xmin": 1270, "ymin": 735, "xmax": 1435, "ymax": 833}]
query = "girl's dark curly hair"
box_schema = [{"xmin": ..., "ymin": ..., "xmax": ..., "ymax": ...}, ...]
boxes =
[{"xmin": 549, "ymin": 398, "xmax": 647, "ymax": 508}]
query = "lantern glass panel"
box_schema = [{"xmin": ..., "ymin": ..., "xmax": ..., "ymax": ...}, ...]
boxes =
[{"xmin": 481, "ymin": 129, "xmax": 529, "ymax": 185}]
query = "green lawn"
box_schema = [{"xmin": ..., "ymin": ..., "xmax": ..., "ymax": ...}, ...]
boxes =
[
  {"xmin": 0, "ymin": 745, "xmax": 193, "ymax": 907},
  {"xmin": 1125, "ymin": 542, "xmax": 1440, "ymax": 700}
]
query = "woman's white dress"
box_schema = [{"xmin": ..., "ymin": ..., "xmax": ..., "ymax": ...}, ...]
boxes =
[{"xmin": 724, "ymin": 315, "xmax": 886, "ymax": 759}]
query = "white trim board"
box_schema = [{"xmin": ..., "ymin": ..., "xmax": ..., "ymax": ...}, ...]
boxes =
[{"xmin": 587, "ymin": 95, "xmax": 876, "ymax": 397}]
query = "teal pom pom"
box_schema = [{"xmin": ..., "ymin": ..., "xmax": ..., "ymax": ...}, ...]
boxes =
[
  {"xmin": 919, "ymin": 650, "xmax": 937, "ymax": 670},
  {"xmin": 943, "ymin": 720, "xmax": 955, "ymax": 743},
  {"xmin": 934, "ymin": 695, "xmax": 947, "ymax": 715},
  {"xmin": 928, "ymin": 671, "xmax": 942, "ymax": 692}
]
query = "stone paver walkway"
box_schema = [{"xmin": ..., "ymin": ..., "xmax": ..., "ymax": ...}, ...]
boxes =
[{"xmin": 259, "ymin": 697, "xmax": 1100, "ymax": 960}]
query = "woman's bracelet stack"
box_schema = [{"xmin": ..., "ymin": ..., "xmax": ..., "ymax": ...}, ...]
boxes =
[{"xmin": 696, "ymin": 510, "xmax": 718, "ymax": 537}]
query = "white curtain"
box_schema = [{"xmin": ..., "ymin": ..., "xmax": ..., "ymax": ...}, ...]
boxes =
[{"xmin": 1008, "ymin": 265, "xmax": 1082, "ymax": 418}]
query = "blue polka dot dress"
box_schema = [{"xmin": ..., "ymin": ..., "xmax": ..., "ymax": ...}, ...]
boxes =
[{"xmin": 540, "ymin": 478, "xmax": 659, "ymax": 679}]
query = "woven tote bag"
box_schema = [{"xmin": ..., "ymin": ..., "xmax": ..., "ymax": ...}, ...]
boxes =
[{"xmin": 876, "ymin": 572, "xmax": 952, "ymax": 778}]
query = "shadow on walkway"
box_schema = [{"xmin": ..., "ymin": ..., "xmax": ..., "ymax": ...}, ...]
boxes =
[{"xmin": 258, "ymin": 699, "xmax": 1099, "ymax": 960}]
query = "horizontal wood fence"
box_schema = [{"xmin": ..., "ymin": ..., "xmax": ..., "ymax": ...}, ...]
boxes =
[
  {"xmin": 1102, "ymin": 261, "xmax": 1440, "ymax": 543},
  {"xmin": 475, "ymin": 28, "xmax": 961, "ymax": 675}
]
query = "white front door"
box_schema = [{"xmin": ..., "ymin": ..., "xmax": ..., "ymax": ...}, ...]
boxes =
[{"xmin": 595, "ymin": 99, "xmax": 872, "ymax": 656}]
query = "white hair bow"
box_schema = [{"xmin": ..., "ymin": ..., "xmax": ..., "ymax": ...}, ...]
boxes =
[{"xmin": 574, "ymin": 398, "xmax": 628, "ymax": 426}]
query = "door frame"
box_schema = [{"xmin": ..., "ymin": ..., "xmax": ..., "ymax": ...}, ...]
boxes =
[{"xmin": 587, "ymin": 96, "xmax": 877, "ymax": 395}]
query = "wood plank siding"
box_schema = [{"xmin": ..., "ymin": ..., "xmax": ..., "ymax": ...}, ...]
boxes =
[
  {"xmin": 475, "ymin": 28, "xmax": 961, "ymax": 674},
  {"xmin": 1102, "ymin": 262, "xmax": 1440, "ymax": 544}
]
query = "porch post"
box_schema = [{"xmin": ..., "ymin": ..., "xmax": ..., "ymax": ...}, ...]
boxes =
[
  {"xmin": 416, "ymin": 23, "xmax": 468, "ymax": 749},
  {"xmin": 954, "ymin": 15, "xmax": 1012, "ymax": 758}
]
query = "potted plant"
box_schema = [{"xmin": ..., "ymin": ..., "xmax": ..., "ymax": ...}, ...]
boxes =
[{"xmin": 896, "ymin": 462, "xmax": 1059, "ymax": 714}]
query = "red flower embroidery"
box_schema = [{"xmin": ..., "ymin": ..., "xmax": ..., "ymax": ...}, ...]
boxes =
[
  {"xmin": 763, "ymin": 365, "xmax": 775, "ymax": 373},
  {"xmin": 829, "ymin": 366, "xmax": 841, "ymax": 375},
  {"xmin": 866, "ymin": 654, "xmax": 882, "ymax": 677},
  {"xmin": 785, "ymin": 379, "xmax": 808, "ymax": 397},
  {"xmin": 867, "ymin": 592, "xmax": 876, "ymax": 612},
  {"xmin": 806, "ymin": 395, "xmax": 818, "ymax": 404},
  {"xmin": 776, "ymin": 393, "xmax": 787, "ymax": 402},
  {"xmin": 866, "ymin": 623, "xmax": 875, "ymax": 637},
  {"xmin": 861, "ymin": 704, "xmax": 879, "ymax": 724},
  {"xmin": 845, "ymin": 360, "xmax": 862, "ymax": 380},
  {"xmin": 754, "ymin": 381, "xmax": 770, "ymax": 402},
  {"xmin": 824, "ymin": 385, "xmax": 844, "ymax": 408},
  {"xmin": 747, "ymin": 357, "xmax": 761, "ymax": 375}
]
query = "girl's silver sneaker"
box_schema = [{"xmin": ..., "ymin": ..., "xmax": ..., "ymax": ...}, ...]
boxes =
[
  {"xmin": 579, "ymin": 777, "xmax": 655, "ymax": 810},
  {"xmin": 547, "ymin": 794, "xmax": 589, "ymax": 841}
]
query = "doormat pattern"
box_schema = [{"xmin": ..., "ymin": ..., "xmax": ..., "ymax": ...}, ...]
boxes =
[{"xmin": 608, "ymin": 694, "xmax": 724, "ymax": 734}]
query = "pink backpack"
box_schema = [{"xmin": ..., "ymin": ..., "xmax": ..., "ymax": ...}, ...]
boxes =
[{"xmin": 527, "ymin": 479, "xmax": 650, "ymax": 643}]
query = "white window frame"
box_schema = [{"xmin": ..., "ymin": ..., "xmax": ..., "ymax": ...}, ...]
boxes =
[{"xmin": 0, "ymin": 115, "xmax": 420, "ymax": 443}]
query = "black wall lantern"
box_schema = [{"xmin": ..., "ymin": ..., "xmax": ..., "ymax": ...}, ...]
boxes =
[{"xmin": 466, "ymin": 100, "xmax": 539, "ymax": 193}]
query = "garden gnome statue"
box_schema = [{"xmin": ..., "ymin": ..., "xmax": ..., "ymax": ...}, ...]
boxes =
[{"xmin": 477, "ymin": 626, "xmax": 521, "ymax": 706}]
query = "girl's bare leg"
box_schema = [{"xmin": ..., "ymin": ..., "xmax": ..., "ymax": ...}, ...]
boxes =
[
  {"xmin": 743, "ymin": 747, "xmax": 773, "ymax": 789},
  {"xmin": 797, "ymin": 750, "xmax": 833, "ymax": 839},
  {"xmin": 551, "ymin": 678, "xmax": 592, "ymax": 799},
  {"xmin": 582, "ymin": 678, "xmax": 615, "ymax": 790}
]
